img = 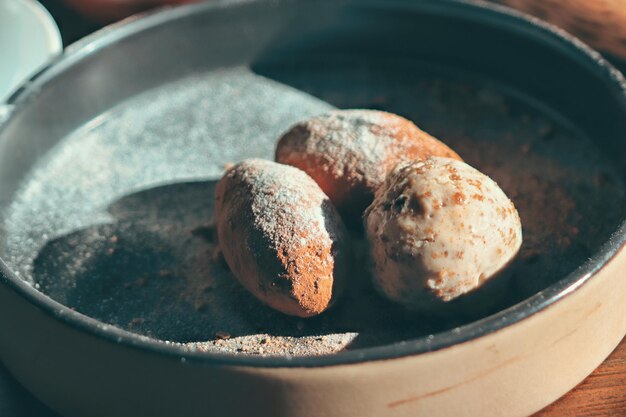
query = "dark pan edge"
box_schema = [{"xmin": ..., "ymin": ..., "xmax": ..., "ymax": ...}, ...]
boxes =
[{"xmin": 0, "ymin": 0, "xmax": 625, "ymax": 368}]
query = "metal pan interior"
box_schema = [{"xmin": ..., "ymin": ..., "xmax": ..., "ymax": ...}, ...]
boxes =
[{"xmin": 0, "ymin": 0, "xmax": 624, "ymax": 365}]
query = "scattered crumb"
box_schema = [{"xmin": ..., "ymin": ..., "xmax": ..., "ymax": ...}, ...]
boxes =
[
  {"xmin": 210, "ymin": 246, "xmax": 224, "ymax": 264},
  {"xmin": 129, "ymin": 317, "xmax": 145, "ymax": 327},
  {"xmin": 215, "ymin": 331, "xmax": 231, "ymax": 340}
]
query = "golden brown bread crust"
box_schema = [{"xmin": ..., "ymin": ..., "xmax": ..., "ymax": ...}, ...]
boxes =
[
  {"xmin": 275, "ymin": 110, "xmax": 461, "ymax": 224},
  {"xmin": 214, "ymin": 159, "xmax": 349, "ymax": 317}
]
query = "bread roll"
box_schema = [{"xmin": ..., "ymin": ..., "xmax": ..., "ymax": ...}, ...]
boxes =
[
  {"xmin": 364, "ymin": 158, "xmax": 522, "ymax": 311},
  {"xmin": 215, "ymin": 159, "xmax": 350, "ymax": 317},
  {"xmin": 276, "ymin": 110, "xmax": 461, "ymax": 225}
]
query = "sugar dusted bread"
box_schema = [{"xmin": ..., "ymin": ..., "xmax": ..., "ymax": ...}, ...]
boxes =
[{"xmin": 215, "ymin": 159, "xmax": 350, "ymax": 317}]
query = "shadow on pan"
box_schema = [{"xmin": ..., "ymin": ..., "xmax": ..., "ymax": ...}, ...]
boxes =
[{"xmin": 32, "ymin": 180, "xmax": 460, "ymax": 349}]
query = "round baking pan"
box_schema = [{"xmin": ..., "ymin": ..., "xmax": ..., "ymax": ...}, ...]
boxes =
[{"xmin": 0, "ymin": 0, "xmax": 625, "ymax": 416}]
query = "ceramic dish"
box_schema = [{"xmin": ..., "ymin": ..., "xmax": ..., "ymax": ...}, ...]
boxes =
[
  {"xmin": 0, "ymin": 0, "xmax": 62, "ymax": 102},
  {"xmin": 0, "ymin": 1, "xmax": 624, "ymax": 416}
]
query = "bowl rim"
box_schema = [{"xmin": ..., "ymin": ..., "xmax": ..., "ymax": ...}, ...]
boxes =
[
  {"xmin": 1, "ymin": 0, "xmax": 625, "ymax": 368},
  {"xmin": 0, "ymin": 0, "xmax": 62, "ymax": 103}
]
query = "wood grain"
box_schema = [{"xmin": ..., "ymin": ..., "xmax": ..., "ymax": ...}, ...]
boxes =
[
  {"xmin": 534, "ymin": 336, "xmax": 626, "ymax": 416},
  {"xmin": 493, "ymin": 0, "xmax": 626, "ymax": 61}
]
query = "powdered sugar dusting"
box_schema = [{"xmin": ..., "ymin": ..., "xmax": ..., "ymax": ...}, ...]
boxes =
[
  {"xmin": 298, "ymin": 110, "xmax": 394, "ymax": 171},
  {"xmin": 2, "ymin": 67, "xmax": 331, "ymax": 283},
  {"xmin": 228, "ymin": 159, "xmax": 335, "ymax": 250},
  {"xmin": 276, "ymin": 109, "xmax": 460, "ymax": 219},
  {"xmin": 216, "ymin": 158, "xmax": 348, "ymax": 316}
]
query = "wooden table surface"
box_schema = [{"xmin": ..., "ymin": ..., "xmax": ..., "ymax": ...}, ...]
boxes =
[
  {"xmin": 2, "ymin": 1, "xmax": 623, "ymax": 416},
  {"xmin": 534, "ymin": 336, "xmax": 626, "ymax": 417}
]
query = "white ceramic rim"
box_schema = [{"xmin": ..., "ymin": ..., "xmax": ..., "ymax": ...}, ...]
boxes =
[{"xmin": 0, "ymin": 0, "xmax": 62, "ymax": 103}]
